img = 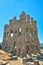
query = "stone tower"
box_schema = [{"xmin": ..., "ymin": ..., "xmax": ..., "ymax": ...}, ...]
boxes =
[{"xmin": 2, "ymin": 11, "xmax": 40, "ymax": 56}]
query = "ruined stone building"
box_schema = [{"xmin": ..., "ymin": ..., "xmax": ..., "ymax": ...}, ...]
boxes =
[{"xmin": 2, "ymin": 12, "xmax": 40, "ymax": 56}]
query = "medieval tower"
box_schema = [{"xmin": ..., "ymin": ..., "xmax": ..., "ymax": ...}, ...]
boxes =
[{"xmin": 2, "ymin": 11, "xmax": 40, "ymax": 56}]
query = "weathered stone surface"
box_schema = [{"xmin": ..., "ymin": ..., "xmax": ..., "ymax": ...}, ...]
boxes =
[{"xmin": 2, "ymin": 11, "xmax": 40, "ymax": 57}]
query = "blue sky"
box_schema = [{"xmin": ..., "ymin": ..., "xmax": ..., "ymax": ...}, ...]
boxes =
[{"xmin": 0, "ymin": 0, "xmax": 43, "ymax": 43}]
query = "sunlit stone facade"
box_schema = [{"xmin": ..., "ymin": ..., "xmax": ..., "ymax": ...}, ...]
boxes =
[{"xmin": 2, "ymin": 12, "xmax": 40, "ymax": 56}]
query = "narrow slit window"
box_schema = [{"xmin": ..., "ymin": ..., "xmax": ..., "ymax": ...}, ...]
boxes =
[
  {"xmin": 10, "ymin": 29, "xmax": 13, "ymax": 37},
  {"xmin": 30, "ymin": 33, "xmax": 32, "ymax": 37},
  {"xmin": 19, "ymin": 28, "xmax": 22, "ymax": 32},
  {"xmin": 7, "ymin": 32, "xmax": 9, "ymax": 37},
  {"xmin": 11, "ymin": 33, "xmax": 13, "ymax": 37},
  {"xmin": 18, "ymin": 27, "xmax": 22, "ymax": 35}
]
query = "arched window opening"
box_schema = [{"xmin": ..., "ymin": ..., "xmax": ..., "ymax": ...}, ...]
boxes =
[
  {"xmin": 18, "ymin": 27, "xmax": 22, "ymax": 35},
  {"xmin": 7, "ymin": 32, "xmax": 9, "ymax": 37},
  {"xmin": 30, "ymin": 33, "xmax": 32, "ymax": 37},
  {"xmin": 10, "ymin": 29, "xmax": 13, "ymax": 33},
  {"xmin": 10, "ymin": 29, "xmax": 13, "ymax": 37}
]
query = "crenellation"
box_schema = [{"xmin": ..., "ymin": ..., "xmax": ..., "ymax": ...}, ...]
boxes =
[
  {"xmin": 9, "ymin": 19, "xmax": 12, "ymax": 26},
  {"xmin": 13, "ymin": 16, "xmax": 16, "ymax": 20},
  {"xmin": 26, "ymin": 14, "xmax": 30, "ymax": 22},
  {"xmin": 2, "ymin": 12, "xmax": 40, "ymax": 57},
  {"xmin": 20, "ymin": 11, "xmax": 26, "ymax": 20},
  {"xmin": 4, "ymin": 24, "xmax": 9, "ymax": 30}
]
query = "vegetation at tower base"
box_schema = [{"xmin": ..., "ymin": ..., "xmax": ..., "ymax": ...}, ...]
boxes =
[{"xmin": 2, "ymin": 11, "xmax": 40, "ymax": 57}]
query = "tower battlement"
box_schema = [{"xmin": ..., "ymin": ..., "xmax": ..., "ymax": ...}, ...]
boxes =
[{"xmin": 2, "ymin": 11, "xmax": 40, "ymax": 56}]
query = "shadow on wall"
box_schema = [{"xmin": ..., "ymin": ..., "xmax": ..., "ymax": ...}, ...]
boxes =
[{"xmin": 0, "ymin": 42, "xmax": 2, "ymax": 49}]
